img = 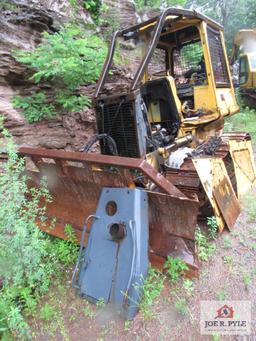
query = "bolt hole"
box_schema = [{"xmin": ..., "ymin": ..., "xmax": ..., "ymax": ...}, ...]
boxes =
[
  {"xmin": 109, "ymin": 223, "xmax": 126, "ymax": 240},
  {"xmin": 105, "ymin": 201, "xmax": 117, "ymax": 216}
]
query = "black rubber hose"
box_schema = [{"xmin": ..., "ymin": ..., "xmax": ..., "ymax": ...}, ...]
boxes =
[{"xmin": 83, "ymin": 133, "xmax": 118, "ymax": 155}]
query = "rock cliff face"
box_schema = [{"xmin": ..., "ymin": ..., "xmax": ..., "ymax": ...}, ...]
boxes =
[
  {"xmin": 0, "ymin": 0, "xmax": 98, "ymax": 151},
  {"xmin": 102, "ymin": 0, "xmax": 137, "ymax": 29},
  {"xmin": 0, "ymin": 0, "xmax": 137, "ymax": 151}
]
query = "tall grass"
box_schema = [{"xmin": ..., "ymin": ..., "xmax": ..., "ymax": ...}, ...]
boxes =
[{"xmin": 224, "ymin": 106, "xmax": 256, "ymax": 142}]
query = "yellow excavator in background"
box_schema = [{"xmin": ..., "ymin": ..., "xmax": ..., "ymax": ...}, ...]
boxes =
[{"xmin": 231, "ymin": 29, "xmax": 256, "ymax": 108}]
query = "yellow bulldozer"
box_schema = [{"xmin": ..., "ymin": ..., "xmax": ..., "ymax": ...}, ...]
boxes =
[
  {"xmin": 231, "ymin": 29, "xmax": 256, "ymax": 108},
  {"xmin": 18, "ymin": 8, "xmax": 255, "ymax": 316}
]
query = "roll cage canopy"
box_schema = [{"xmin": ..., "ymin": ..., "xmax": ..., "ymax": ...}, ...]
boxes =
[{"xmin": 95, "ymin": 8, "xmax": 223, "ymax": 97}]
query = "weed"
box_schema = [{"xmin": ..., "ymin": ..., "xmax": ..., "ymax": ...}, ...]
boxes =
[
  {"xmin": 134, "ymin": 0, "xmax": 186, "ymax": 11},
  {"xmin": 251, "ymin": 242, "xmax": 256, "ymax": 251},
  {"xmin": 164, "ymin": 256, "xmax": 188, "ymax": 282},
  {"xmin": 175, "ymin": 298, "xmax": 188, "ymax": 316},
  {"xmin": 237, "ymin": 234, "xmax": 247, "ymax": 247},
  {"xmin": 222, "ymin": 236, "xmax": 232, "ymax": 249},
  {"xmin": 207, "ymin": 216, "xmax": 218, "ymax": 239},
  {"xmin": 96, "ymin": 298, "xmax": 106, "ymax": 309},
  {"xmin": 200, "ymin": 269, "xmax": 209, "ymax": 278},
  {"xmin": 0, "ymin": 121, "xmax": 55, "ymax": 339},
  {"xmin": 0, "ymin": 0, "xmax": 19, "ymax": 11},
  {"xmin": 68, "ymin": 314, "xmax": 76, "ymax": 322},
  {"xmin": 82, "ymin": 0, "xmax": 102, "ymax": 22},
  {"xmin": 223, "ymin": 255, "xmax": 234, "ymax": 271},
  {"xmin": 249, "ymin": 227, "xmax": 256, "ymax": 239},
  {"xmin": 183, "ymin": 279, "xmax": 194, "ymax": 297},
  {"xmin": 99, "ymin": 4, "xmax": 121, "ymax": 39},
  {"xmin": 195, "ymin": 226, "xmax": 216, "ymax": 262},
  {"xmin": 241, "ymin": 192, "xmax": 256, "ymax": 219},
  {"xmin": 124, "ymin": 320, "xmax": 131, "ymax": 332},
  {"xmin": 242, "ymin": 273, "xmax": 252, "ymax": 289},
  {"xmin": 12, "ymin": 93, "xmax": 57, "ymax": 123},
  {"xmin": 40, "ymin": 303, "xmax": 55, "ymax": 321},
  {"xmin": 47, "ymin": 224, "xmax": 79, "ymax": 267},
  {"xmin": 0, "ymin": 121, "xmax": 80, "ymax": 339},
  {"xmin": 46, "ymin": 300, "xmax": 70, "ymax": 341},
  {"xmin": 224, "ymin": 107, "xmax": 256, "ymax": 142},
  {"xmin": 212, "ymin": 333, "xmax": 221, "ymax": 341},
  {"xmin": 84, "ymin": 303, "xmax": 95, "ymax": 318},
  {"xmin": 216, "ymin": 289, "xmax": 227, "ymax": 300},
  {"xmin": 139, "ymin": 267, "xmax": 165, "ymax": 319}
]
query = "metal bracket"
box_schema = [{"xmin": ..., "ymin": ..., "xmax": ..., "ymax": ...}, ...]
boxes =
[{"xmin": 72, "ymin": 214, "xmax": 99, "ymax": 289}]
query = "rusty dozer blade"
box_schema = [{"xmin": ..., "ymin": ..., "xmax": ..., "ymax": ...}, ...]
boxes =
[
  {"xmin": 222, "ymin": 133, "xmax": 256, "ymax": 198},
  {"xmin": 193, "ymin": 133, "xmax": 256, "ymax": 232},
  {"xmin": 19, "ymin": 147, "xmax": 199, "ymax": 274},
  {"xmin": 193, "ymin": 157, "xmax": 240, "ymax": 232}
]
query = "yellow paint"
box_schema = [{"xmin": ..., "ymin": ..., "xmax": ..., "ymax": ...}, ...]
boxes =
[
  {"xmin": 192, "ymin": 157, "xmax": 240, "ymax": 231},
  {"xmin": 239, "ymin": 53, "xmax": 256, "ymax": 90},
  {"xmin": 228, "ymin": 139, "xmax": 256, "ymax": 199},
  {"xmin": 137, "ymin": 15, "xmax": 255, "ymax": 227},
  {"xmin": 142, "ymin": 19, "xmax": 238, "ymax": 140}
]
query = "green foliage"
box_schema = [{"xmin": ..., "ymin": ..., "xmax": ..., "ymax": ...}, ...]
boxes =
[
  {"xmin": 222, "ymin": 236, "xmax": 232, "ymax": 249},
  {"xmin": 241, "ymin": 193, "xmax": 256, "ymax": 221},
  {"xmin": 40, "ymin": 303, "xmax": 55, "ymax": 321},
  {"xmin": 182, "ymin": 279, "xmax": 194, "ymax": 296},
  {"xmin": 212, "ymin": 333, "xmax": 221, "ymax": 341},
  {"xmin": 47, "ymin": 224, "xmax": 79, "ymax": 267},
  {"xmin": 186, "ymin": 0, "xmax": 256, "ymax": 52},
  {"xmin": 83, "ymin": 0, "xmax": 102, "ymax": 22},
  {"xmin": 134, "ymin": 0, "xmax": 186, "ymax": 10},
  {"xmin": 56, "ymin": 91, "xmax": 90, "ymax": 112},
  {"xmin": 0, "ymin": 121, "xmax": 80, "ymax": 339},
  {"xmin": 224, "ymin": 107, "xmax": 256, "ymax": 143},
  {"xmin": 14, "ymin": 24, "xmax": 107, "ymax": 122},
  {"xmin": 15, "ymin": 25, "xmax": 106, "ymax": 90},
  {"xmin": 12, "ymin": 93, "xmax": 57, "ymax": 123},
  {"xmin": 251, "ymin": 242, "xmax": 256, "ymax": 251},
  {"xmin": 175, "ymin": 298, "xmax": 188, "ymax": 316},
  {"xmin": 0, "ymin": 121, "xmax": 53, "ymax": 339},
  {"xmin": 84, "ymin": 302, "xmax": 95, "ymax": 318},
  {"xmin": 222, "ymin": 255, "xmax": 234, "ymax": 272},
  {"xmin": 216, "ymin": 289, "xmax": 227, "ymax": 300},
  {"xmin": 164, "ymin": 256, "xmax": 188, "ymax": 282},
  {"xmin": 195, "ymin": 226, "xmax": 216, "ymax": 262},
  {"xmin": 124, "ymin": 320, "xmax": 131, "ymax": 332},
  {"xmin": 242, "ymin": 273, "xmax": 252, "ymax": 289},
  {"xmin": 139, "ymin": 267, "xmax": 165, "ymax": 318},
  {"xmin": 206, "ymin": 216, "xmax": 218, "ymax": 240},
  {"xmin": 250, "ymin": 227, "xmax": 256, "ymax": 239},
  {"xmin": 0, "ymin": 0, "xmax": 19, "ymax": 11},
  {"xmin": 68, "ymin": 0, "xmax": 102, "ymax": 22},
  {"xmin": 99, "ymin": 5, "xmax": 121, "ymax": 39},
  {"xmin": 96, "ymin": 297, "xmax": 106, "ymax": 309}
]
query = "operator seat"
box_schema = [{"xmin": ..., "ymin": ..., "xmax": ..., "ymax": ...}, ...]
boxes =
[{"xmin": 141, "ymin": 78, "xmax": 180, "ymax": 133}]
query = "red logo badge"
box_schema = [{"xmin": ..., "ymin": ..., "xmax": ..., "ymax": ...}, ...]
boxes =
[{"xmin": 215, "ymin": 305, "xmax": 234, "ymax": 318}]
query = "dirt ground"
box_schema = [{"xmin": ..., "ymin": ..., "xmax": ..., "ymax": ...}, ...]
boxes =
[{"xmin": 23, "ymin": 193, "xmax": 256, "ymax": 341}]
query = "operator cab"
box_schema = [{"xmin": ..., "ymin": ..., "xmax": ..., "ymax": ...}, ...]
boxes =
[
  {"xmin": 94, "ymin": 9, "xmax": 237, "ymax": 158},
  {"xmin": 146, "ymin": 25, "xmax": 207, "ymax": 112}
]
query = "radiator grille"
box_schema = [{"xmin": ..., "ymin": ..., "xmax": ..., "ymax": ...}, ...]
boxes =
[
  {"xmin": 207, "ymin": 26, "xmax": 230, "ymax": 86},
  {"xmin": 96, "ymin": 100, "xmax": 140, "ymax": 158}
]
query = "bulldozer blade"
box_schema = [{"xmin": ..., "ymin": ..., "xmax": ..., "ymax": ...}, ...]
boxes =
[
  {"xmin": 222, "ymin": 133, "xmax": 256, "ymax": 199},
  {"xmin": 193, "ymin": 133, "xmax": 256, "ymax": 232},
  {"xmin": 193, "ymin": 157, "xmax": 240, "ymax": 231},
  {"xmin": 19, "ymin": 147, "xmax": 199, "ymax": 273}
]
